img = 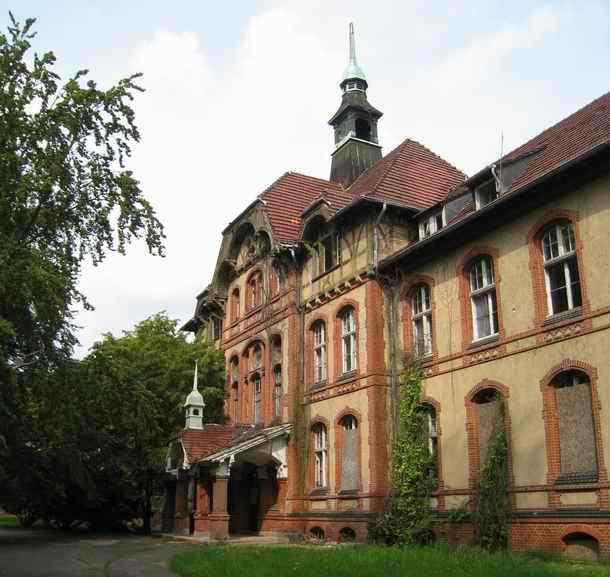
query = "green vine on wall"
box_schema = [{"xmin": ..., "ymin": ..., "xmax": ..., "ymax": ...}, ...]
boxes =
[
  {"xmin": 369, "ymin": 360, "xmax": 435, "ymax": 545},
  {"xmin": 473, "ymin": 405, "xmax": 510, "ymax": 551}
]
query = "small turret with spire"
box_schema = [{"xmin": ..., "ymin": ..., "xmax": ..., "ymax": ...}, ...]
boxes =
[
  {"xmin": 329, "ymin": 22, "xmax": 383, "ymax": 188},
  {"xmin": 184, "ymin": 361, "xmax": 204, "ymax": 430}
]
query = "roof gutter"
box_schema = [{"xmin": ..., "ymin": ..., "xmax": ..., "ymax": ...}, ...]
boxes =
[{"xmin": 380, "ymin": 139, "xmax": 610, "ymax": 271}]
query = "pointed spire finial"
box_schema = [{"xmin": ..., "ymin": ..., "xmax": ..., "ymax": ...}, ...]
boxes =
[
  {"xmin": 341, "ymin": 21, "xmax": 367, "ymax": 88},
  {"xmin": 348, "ymin": 21, "xmax": 356, "ymax": 65},
  {"xmin": 192, "ymin": 360, "xmax": 199, "ymax": 391}
]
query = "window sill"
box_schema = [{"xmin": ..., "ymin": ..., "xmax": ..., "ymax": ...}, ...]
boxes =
[
  {"xmin": 309, "ymin": 488, "xmax": 329, "ymax": 498},
  {"xmin": 336, "ymin": 370, "xmax": 357, "ymax": 384},
  {"xmin": 311, "ymin": 380, "xmax": 328, "ymax": 390},
  {"xmin": 337, "ymin": 489, "xmax": 359, "ymax": 497},
  {"xmin": 414, "ymin": 353, "xmax": 434, "ymax": 365},
  {"xmin": 543, "ymin": 307, "xmax": 582, "ymax": 327},
  {"xmin": 311, "ymin": 264, "xmax": 340, "ymax": 284},
  {"xmin": 467, "ymin": 334, "xmax": 499, "ymax": 351},
  {"xmin": 554, "ymin": 471, "xmax": 598, "ymax": 486}
]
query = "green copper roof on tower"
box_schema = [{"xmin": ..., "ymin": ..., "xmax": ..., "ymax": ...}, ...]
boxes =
[{"xmin": 342, "ymin": 22, "xmax": 366, "ymax": 85}]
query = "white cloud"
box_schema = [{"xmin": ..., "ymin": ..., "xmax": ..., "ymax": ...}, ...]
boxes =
[{"xmin": 74, "ymin": 0, "xmax": 604, "ymax": 355}]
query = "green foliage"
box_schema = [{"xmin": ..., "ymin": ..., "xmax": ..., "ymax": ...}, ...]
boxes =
[
  {"xmin": 369, "ymin": 361, "xmax": 435, "ymax": 545},
  {"xmin": 0, "ymin": 11, "xmax": 165, "ymax": 524},
  {"xmin": 170, "ymin": 545, "xmax": 609, "ymax": 577},
  {"xmin": 0, "ymin": 12, "xmax": 164, "ymax": 367},
  {"xmin": 1, "ymin": 313, "xmax": 225, "ymax": 531},
  {"xmin": 473, "ymin": 409, "xmax": 510, "ymax": 551}
]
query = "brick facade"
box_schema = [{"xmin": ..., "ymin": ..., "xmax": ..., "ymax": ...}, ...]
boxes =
[{"xmin": 172, "ymin": 90, "xmax": 610, "ymax": 555}]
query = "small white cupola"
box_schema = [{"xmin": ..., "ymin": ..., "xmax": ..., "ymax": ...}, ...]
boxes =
[{"xmin": 184, "ymin": 361, "xmax": 205, "ymax": 430}]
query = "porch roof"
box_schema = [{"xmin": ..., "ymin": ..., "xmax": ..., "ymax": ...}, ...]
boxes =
[{"xmin": 201, "ymin": 423, "xmax": 292, "ymax": 465}]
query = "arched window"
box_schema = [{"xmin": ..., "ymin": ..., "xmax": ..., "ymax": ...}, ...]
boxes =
[
  {"xmin": 420, "ymin": 403, "xmax": 438, "ymax": 480},
  {"xmin": 312, "ymin": 321, "xmax": 327, "ymax": 385},
  {"xmin": 230, "ymin": 357, "xmax": 239, "ymax": 421},
  {"xmin": 247, "ymin": 270, "xmax": 263, "ymax": 310},
  {"xmin": 340, "ymin": 308, "xmax": 357, "ymax": 374},
  {"xmin": 272, "ymin": 335, "xmax": 282, "ymax": 419},
  {"xmin": 251, "ymin": 343, "xmax": 262, "ymax": 371},
  {"xmin": 252, "ymin": 373, "xmax": 262, "ymax": 424},
  {"xmin": 552, "ymin": 370, "xmax": 597, "ymax": 482},
  {"xmin": 312, "ymin": 423, "xmax": 328, "ymax": 489},
  {"xmin": 231, "ymin": 288, "xmax": 240, "ymax": 321},
  {"xmin": 542, "ymin": 222, "xmax": 582, "ymax": 315},
  {"xmin": 273, "ymin": 364, "xmax": 282, "ymax": 419},
  {"xmin": 469, "ymin": 256, "xmax": 498, "ymax": 340},
  {"xmin": 339, "ymin": 415, "xmax": 359, "ymax": 492},
  {"xmin": 411, "ymin": 285, "xmax": 432, "ymax": 357},
  {"xmin": 473, "ymin": 388, "xmax": 504, "ymax": 466}
]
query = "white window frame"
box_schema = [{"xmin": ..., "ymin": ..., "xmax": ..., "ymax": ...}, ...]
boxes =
[
  {"xmin": 411, "ymin": 285, "xmax": 433, "ymax": 357},
  {"xmin": 342, "ymin": 414, "xmax": 358, "ymax": 431},
  {"xmin": 273, "ymin": 364, "xmax": 282, "ymax": 418},
  {"xmin": 418, "ymin": 212, "xmax": 444, "ymax": 240},
  {"xmin": 469, "ymin": 256, "xmax": 498, "ymax": 341},
  {"xmin": 313, "ymin": 322, "xmax": 327, "ymax": 384},
  {"xmin": 253, "ymin": 374, "xmax": 262, "ymax": 424},
  {"xmin": 313, "ymin": 424, "xmax": 328, "ymax": 488},
  {"xmin": 341, "ymin": 308, "xmax": 357, "ymax": 374},
  {"xmin": 542, "ymin": 222, "xmax": 581, "ymax": 316},
  {"xmin": 474, "ymin": 179, "xmax": 498, "ymax": 210}
]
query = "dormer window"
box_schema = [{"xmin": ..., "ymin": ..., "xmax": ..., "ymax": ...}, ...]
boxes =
[
  {"xmin": 309, "ymin": 223, "xmax": 342, "ymax": 280},
  {"xmin": 418, "ymin": 212, "xmax": 444, "ymax": 240},
  {"xmin": 475, "ymin": 179, "xmax": 498, "ymax": 209},
  {"xmin": 211, "ymin": 317, "xmax": 222, "ymax": 341}
]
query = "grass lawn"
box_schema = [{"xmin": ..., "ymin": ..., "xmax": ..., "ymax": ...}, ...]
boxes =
[
  {"xmin": 171, "ymin": 544, "xmax": 610, "ymax": 577},
  {"xmin": 0, "ymin": 515, "xmax": 19, "ymax": 528}
]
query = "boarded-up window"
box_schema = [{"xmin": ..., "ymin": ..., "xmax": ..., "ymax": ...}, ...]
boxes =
[
  {"xmin": 340, "ymin": 415, "xmax": 359, "ymax": 492},
  {"xmin": 554, "ymin": 371, "xmax": 597, "ymax": 482},
  {"xmin": 474, "ymin": 389, "xmax": 503, "ymax": 466}
]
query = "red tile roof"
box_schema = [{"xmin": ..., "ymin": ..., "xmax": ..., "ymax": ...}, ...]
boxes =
[
  {"xmin": 348, "ymin": 138, "xmax": 466, "ymax": 208},
  {"xmin": 256, "ymin": 140, "xmax": 466, "ymax": 243},
  {"xmin": 179, "ymin": 424, "xmax": 252, "ymax": 464},
  {"xmin": 260, "ymin": 172, "xmax": 348, "ymax": 243},
  {"xmin": 500, "ymin": 91, "xmax": 610, "ymax": 194}
]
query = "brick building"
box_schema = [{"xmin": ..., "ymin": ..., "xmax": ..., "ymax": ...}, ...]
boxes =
[{"xmin": 164, "ymin": 24, "xmax": 610, "ymax": 558}]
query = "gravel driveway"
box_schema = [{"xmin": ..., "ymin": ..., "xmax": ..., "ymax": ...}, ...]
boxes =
[{"xmin": 0, "ymin": 527, "xmax": 199, "ymax": 577}]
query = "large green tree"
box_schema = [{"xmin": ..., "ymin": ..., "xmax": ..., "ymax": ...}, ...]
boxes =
[
  {"xmin": 5, "ymin": 313, "xmax": 225, "ymax": 531},
  {"xmin": 0, "ymin": 13, "xmax": 164, "ymax": 368},
  {"xmin": 0, "ymin": 13, "xmax": 164, "ymax": 496}
]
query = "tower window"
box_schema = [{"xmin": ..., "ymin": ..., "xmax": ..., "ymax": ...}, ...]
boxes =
[{"xmin": 355, "ymin": 118, "xmax": 371, "ymax": 141}]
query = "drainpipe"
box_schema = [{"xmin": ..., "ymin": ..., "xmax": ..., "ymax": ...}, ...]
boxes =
[{"xmin": 373, "ymin": 202, "xmax": 388, "ymax": 269}]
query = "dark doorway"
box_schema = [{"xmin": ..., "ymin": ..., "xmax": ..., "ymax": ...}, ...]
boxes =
[{"xmin": 228, "ymin": 462, "xmax": 260, "ymax": 534}]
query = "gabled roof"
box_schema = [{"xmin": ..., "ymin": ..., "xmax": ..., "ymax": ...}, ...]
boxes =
[
  {"xmin": 499, "ymin": 90, "xmax": 610, "ymax": 195},
  {"xmin": 260, "ymin": 172, "xmax": 350, "ymax": 243},
  {"xmin": 348, "ymin": 138, "xmax": 467, "ymax": 209},
  {"xmin": 177, "ymin": 423, "xmax": 292, "ymax": 468},
  {"xmin": 178, "ymin": 424, "xmax": 252, "ymax": 465},
  {"xmin": 253, "ymin": 140, "xmax": 466, "ymax": 244}
]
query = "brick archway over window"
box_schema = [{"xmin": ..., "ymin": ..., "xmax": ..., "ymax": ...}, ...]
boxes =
[
  {"xmin": 401, "ymin": 275, "xmax": 437, "ymax": 363},
  {"xmin": 421, "ymin": 396, "xmax": 445, "ymax": 509},
  {"xmin": 539, "ymin": 360, "xmax": 607, "ymax": 507},
  {"xmin": 456, "ymin": 246, "xmax": 505, "ymax": 350},
  {"xmin": 334, "ymin": 408, "xmax": 363, "ymax": 496},
  {"xmin": 527, "ymin": 210, "xmax": 590, "ymax": 329},
  {"xmin": 464, "ymin": 380, "xmax": 514, "ymax": 496}
]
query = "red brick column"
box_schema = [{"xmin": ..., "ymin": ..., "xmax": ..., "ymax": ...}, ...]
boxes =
[
  {"xmin": 194, "ymin": 480, "xmax": 211, "ymax": 535},
  {"xmin": 209, "ymin": 474, "xmax": 230, "ymax": 539}
]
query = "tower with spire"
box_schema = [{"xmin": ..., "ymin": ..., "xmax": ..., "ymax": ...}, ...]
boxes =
[
  {"xmin": 184, "ymin": 362, "xmax": 204, "ymax": 430},
  {"xmin": 329, "ymin": 22, "xmax": 383, "ymax": 188}
]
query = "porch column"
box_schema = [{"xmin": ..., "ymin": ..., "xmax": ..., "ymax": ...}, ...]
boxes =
[
  {"xmin": 209, "ymin": 460, "xmax": 230, "ymax": 539},
  {"xmin": 194, "ymin": 478, "xmax": 211, "ymax": 536},
  {"xmin": 174, "ymin": 479, "xmax": 189, "ymax": 535}
]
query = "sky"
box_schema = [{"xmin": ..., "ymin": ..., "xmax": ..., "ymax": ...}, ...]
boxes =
[{"xmin": 4, "ymin": 0, "xmax": 609, "ymax": 355}]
